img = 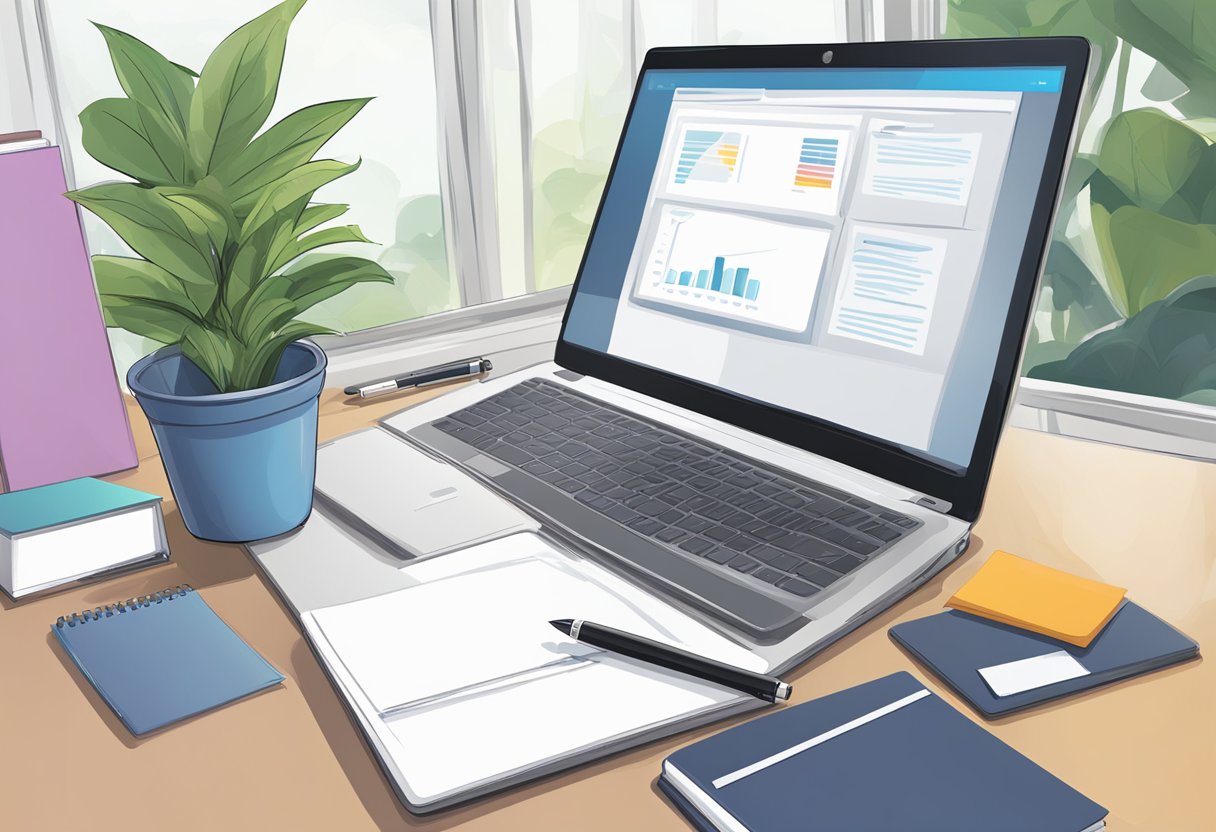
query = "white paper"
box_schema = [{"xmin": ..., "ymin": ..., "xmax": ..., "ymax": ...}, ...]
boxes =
[
  {"xmin": 310, "ymin": 554, "xmax": 762, "ymax": 714},
  {"xmin": 978, "ymin": 651, "xmax": 1090, "ymax": 697},
  {"xmin": 827, "ymin": 225, "xmax": 948, "ymax": 354},
  {"xmin": 384, "ymin": 656, "xmax": 743, "ymax": 802},
  {"xmin": 861, "ymin": 128, "xmax": 982, "ymax": 206}
]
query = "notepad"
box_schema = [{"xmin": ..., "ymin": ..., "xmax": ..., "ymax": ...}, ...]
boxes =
[
  {"xmin": 659, "ymin": 672, "xmax": 1108, "ymax": 832},
  {"xmin": 52, "ymin": 586, "xmax": 284, "ymax": 736},
  {"xmin": 947, "ymin": 551, "xmax": 1126, "ymax": 647},
  {"xmin": 890, "ymin": 602, "xmax": 1199, "ymax": 718}
]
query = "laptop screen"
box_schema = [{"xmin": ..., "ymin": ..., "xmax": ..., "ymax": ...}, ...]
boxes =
[{"xmin": 561, "ymin": 65, "xmax": 1068, "ymax": 473}]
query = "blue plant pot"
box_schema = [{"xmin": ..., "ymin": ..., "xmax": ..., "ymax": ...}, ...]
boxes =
[{"xmin": 127, "ymin": 341, "xmax": 326, "ymax": 543}]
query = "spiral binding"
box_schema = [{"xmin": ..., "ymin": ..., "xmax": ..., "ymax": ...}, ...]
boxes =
[{"xmin": 54, "ymin": 585, "xmax": 194, "ymax": 629}]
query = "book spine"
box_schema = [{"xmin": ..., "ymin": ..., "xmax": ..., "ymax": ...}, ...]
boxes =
[{"xmin": 54, "ymin": 584, "xmax": 194, "ymax": 628}]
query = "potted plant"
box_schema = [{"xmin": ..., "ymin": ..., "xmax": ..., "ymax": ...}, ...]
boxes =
[{"xmin": 67, "ymin": 0, "xmax": 392, "ymax": 542}]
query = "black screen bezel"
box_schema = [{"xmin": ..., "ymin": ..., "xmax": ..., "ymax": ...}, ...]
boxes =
[{"xmin": 553, "ymin": 38, "xmax": 1089, "ymax": 523}]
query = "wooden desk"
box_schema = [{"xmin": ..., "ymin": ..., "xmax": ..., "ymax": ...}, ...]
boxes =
[{"xmin": 2, "ymin": 387, "xmax": 1211, "ymax": 830}]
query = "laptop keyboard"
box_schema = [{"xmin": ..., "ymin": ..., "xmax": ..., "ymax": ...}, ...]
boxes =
[{"xmin": 431, "ymin": 378, "xmax": 921, "ymax": 602}]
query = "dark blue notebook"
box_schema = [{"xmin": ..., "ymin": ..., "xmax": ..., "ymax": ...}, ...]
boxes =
[
  {"xmin": 890, "ymin": 602, "xmax": 1199, "ymax": 718},
  {"xmin": 52, "ymin": 585, "xmax": 284, "ymax": 736},
  {"xmin": 661, "ymin": 672, "xmax": 1107, "ymax": 832}
]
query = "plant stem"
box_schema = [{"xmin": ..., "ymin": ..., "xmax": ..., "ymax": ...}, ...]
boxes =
[{"xmin": 1113, "ymin": 39, "xmax": 1131, "ymax": 115}]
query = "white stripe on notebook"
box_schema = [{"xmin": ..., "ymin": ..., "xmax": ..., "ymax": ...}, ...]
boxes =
[{"xmin": 712, "ymin": 688, "xmax": 931, "ymax": 789}]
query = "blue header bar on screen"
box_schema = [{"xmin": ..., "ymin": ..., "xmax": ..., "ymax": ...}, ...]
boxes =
[{"xmin": 645, "ymin": 67, "xmax": 1065, "ymax": 93}]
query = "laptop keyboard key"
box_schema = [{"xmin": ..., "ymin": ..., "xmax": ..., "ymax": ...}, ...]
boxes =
[
  {"xmin": 655, "ymin": 527, "xmax": 687, "ymax": 544},
  {"xmin": 628, "ymin": 517, "xmax": 664, "ymax": 536},
  {"xmin": 828, "ymin": 554, "xmax": 865, "ymax": 573},
  {"xmin": 779, "ymin": 578, "xmax": 820, "ymax": 598},
  {"xmin": 678, "ymin": 537, "xmax": 714, "ymax": 556},
  {"xmin": 753, "ymin": 567, "xmax": 786, "ymax": 585},
  {"xmin": 677, "ymin": 515, "xmax": 713, "ymax": 533},
  {"xmin": 728, "ymin": 555, "xmax": 759, "ymax": 574},
  {"xmin": 795, "ymin": 563, "xmax": 840, "ymax": 587}
]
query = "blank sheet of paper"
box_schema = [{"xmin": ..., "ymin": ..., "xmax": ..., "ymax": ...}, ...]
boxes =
[{"xmin": 312, "ymin": 557, "xmax": 686, "ymax": 713}]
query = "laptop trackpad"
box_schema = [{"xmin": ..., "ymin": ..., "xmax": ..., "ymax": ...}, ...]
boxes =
[{"xmin": 316, "ymin": 429, "xmax": 537, "ymax": 561}]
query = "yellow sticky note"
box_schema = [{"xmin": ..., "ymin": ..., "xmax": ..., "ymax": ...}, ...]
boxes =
[{"xmin": 947, "ymin": 551, "xmax": 1126, "ymax": 647}]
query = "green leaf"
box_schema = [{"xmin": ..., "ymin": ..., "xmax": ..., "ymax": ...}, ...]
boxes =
[
  {"xmin": 234, "ymin": 320, "xmax": 334, "ymax": 390},
  {"xmin": 268, "ymin": 224, "xmax": 373, "ymax": 273},
  {"xmin": 296, "ymin": 202, "xmax": 349, "ymax": 236},
  {"xmin": 237, "ymin": 158, "xmax": 360, "ymax": 237},
  {"xmin": 100, "ymin": 294, "xmax": 200, "ymax": 345},
  {"xmin": 213, "ymin": 98, "xmax": 370, "ymax": 206},
  {"xmin": 181, "ymin": 325, "xmax": 235, "ymax": 392},
  {"xmin": 158, "ymin": 186, "xmax": 239, "ymax": 265},
  {"xmin": 1030, "ymin": 275, "xmax": 1216, "ymax": 401},
  {"xmin": 224, "ymin": 195, "xmax": 310, "ymax": 312},
  {"xmin": 188, "ymin": 0, "xmax": 307, "ymax": 175},
  {"xmin": 67, "ymin": 183, "xmax": 218, "ymax": 285},
  {"xmin": 236, "ymin": 254, "xmax": 391, "ymax": 337},
  {"xmin": 1090, "ymin": 0, "xmax": 1216, "ymax": 115},
  {"xmin": 79, "ymin": 98, "xmax": 189, "ymax": 185},
  {"xmin": 1097, "ymin": 204, "xmax": 1216, "ymax": 315},
  {"xmin": 93, "ymin": 254, "xmax": 213, "ymax": 318},
  {"xmin": 1097, "ymin": 108, "xmax": 1208, "ymax": 214},
  {"xmin": 94, "ymin": 23, "xmax": 196, "ymax": 134}
]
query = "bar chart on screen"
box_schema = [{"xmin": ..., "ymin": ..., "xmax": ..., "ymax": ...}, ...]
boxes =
[
  {"xmin": 662, "ymin": 120, "xmax": 856, "ymax": 216},
  {"xmin": 672, "ymin": 129, "xmax": 745, "ymax": 186},
  {"xmin": 636, "ymin": 204, "xmax": 830, "ymax": 332}
]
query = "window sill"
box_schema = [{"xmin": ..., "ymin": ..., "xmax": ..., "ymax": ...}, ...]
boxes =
[
  {"xmin": 316, "ymin": 287, "xmax": 569, "ymax": 389},
  {"xmin": 1012, "ymin": 378, "xmax": 1216, "ymax": 461}
]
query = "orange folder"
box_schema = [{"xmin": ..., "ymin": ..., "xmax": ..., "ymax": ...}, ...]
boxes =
[{"xmin": 947, "ymin": 551, "xmax": 1127, "ymax": 648}]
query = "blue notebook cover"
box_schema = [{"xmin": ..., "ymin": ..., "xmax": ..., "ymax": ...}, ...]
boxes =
[
  {"xmin": 662, "ymin": 672, "xmax": 1106, "ymax": 832},
  {"xmin": 52, "ymin": 586, "xmax": 284, "ymax": 736},
  {"xmin": 890, "ymin": 602, "xmax": 1199, "ymax": 718}
]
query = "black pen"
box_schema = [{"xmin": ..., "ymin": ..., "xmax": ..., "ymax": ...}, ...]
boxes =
[
  {"xmin": 343, "ymin": 357, "xmax": 493, "ymax": 398},
  {"xmin": 550, "ymin": 618, "xmax": 791, "ymax": 703}
]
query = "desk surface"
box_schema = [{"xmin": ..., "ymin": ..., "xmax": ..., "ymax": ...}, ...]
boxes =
[{"xmin": 2, "ymin": 386, "xmax": 1211, "ymax": 830}]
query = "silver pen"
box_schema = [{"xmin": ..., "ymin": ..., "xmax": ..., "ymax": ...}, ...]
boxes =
[{"xmin": 343, "ymin": 357, "xmax": 493, "ymax": 398}]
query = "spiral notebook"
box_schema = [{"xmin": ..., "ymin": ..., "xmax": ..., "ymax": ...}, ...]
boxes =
[{"xmin": 52, "ymin": 586, "xmax": 284, "ymax": 736}]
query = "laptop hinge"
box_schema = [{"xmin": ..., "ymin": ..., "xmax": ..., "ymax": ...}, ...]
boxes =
[{"xmin": 908, "ymin": 494, "xmax": 953, "ymax": 514}]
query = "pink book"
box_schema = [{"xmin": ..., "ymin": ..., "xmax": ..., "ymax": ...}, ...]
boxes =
[{"xmin": 0, "ymin": 145, "xmax": 137, "ymax": 491}]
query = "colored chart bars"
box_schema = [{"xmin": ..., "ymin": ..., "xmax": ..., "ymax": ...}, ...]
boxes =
[
  {"xmin": 663, "ymin": 254, "xmax": 761, "ymax": 301},
  {"xmin": 793, "ymin": 136, "xmax": 839, "ymax": 189},
  {"xmin": 674, "ymin": 130, "xmax": 743, "ymax": 185}
]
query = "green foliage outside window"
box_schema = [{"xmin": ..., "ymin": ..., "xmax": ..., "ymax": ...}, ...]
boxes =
[{"xmin": 947, "ymin": 0, "xmax": 1216, "ymax": 404}]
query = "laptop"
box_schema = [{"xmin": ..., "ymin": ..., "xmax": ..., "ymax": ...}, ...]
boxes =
[{"xmin": 384, "ymin": 38, "xmax": 1089, "ymax": 658}]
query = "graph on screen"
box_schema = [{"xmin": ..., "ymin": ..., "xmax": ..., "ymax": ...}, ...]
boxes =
[
  {"xmin": 661, "ymin": 121, "xmax": 855, "ymax": 216},
  {"xmin": 672, "ymin": 129, "xmax": 744, "ymax": 186},
  {"xmin": 636, "ymin": 204, "xmax": 830, "ymax": 332},
  {"xmin": 793, "ymin": 137, "xmax": 840, "ymax": 190}
]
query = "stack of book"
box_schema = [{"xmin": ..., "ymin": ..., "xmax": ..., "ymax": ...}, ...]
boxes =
[{"xmin": 0, "ymin": 477, "xmax": 169, "ymax": 599}]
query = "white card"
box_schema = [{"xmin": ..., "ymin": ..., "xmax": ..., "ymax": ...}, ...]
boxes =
[{"xmin": 978, "ymin": 651, "xmax": 1090, "ymax": 697}]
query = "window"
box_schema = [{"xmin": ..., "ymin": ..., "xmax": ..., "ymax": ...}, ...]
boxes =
[
  {"xmin": 4, "ymin": 0, "xmax": 852, "ymax": 378},
  {"xmin": 944, "ymin": 0, "xmax": 1216, "ymax": 448},
  {"xmin": 2, "ymin": 0, "xmax": 911, "ymax": 383}
]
